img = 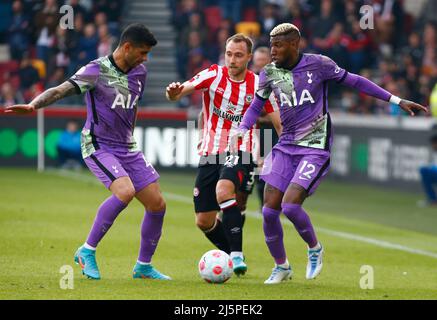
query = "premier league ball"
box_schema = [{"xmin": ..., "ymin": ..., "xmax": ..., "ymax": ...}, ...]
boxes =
[{"xmin": 198, "ymin": 249, "xmax": 233, "ymax": 283}]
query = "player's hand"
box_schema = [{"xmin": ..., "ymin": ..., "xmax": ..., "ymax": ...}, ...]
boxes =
[
  {"xmin": 399, "ymin": 100, "xmax": 428, "ymax": 116},
  {"xmin": 229, "ymin": 130, "xmax": 245, "ymax": 153},
  {"xmin": 4, "ymin": 104, "xmax": 35, "ymax": 114},
  {"xmin": 166, "ymin": 82, "xmax": 184, "ymax": 101}
]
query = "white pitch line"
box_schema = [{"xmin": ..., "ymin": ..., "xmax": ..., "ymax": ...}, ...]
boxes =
[{"xmin": 49, "ymin": 169, "xmax": 437, "ymax": 259}]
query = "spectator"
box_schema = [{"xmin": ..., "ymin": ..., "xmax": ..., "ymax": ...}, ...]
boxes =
[
  {"xmin": 77, "ymin": 23, "xmax": 98, "ymax": 67},
  {"xmin": 34, "ymin": 0, "xmax": 59, "ymax": 68},
  {"xmin": 97, "ymin": 24, "xmax": 115, "ymax": 57},
  {"xmin": 250, "ymin": 46, "xmax": 270, "ymax": 74},
  {"xmin": 8, "ymin": 0, "xmax": 30, "ymax": 60},
  {"xmin": 57, "ymin": 120, "xmax": 84, "ymax": 170},
  {"xmin": 66, "ymin": 12, "xmax": 85, "ymax": 75},
  {"xmin": 18, "ymin": 55, "xmax": 40, "ymax": 91},
  {"xmin": 219, "ymin": 0, "xmax": 242, "ymax": 24},
  {"xmin": 418, "ymin": 132, "xmax": 437, "ymax": 207},
  {"xmin": 0, "ymin": 83, "xmax": 24, "ymax": 106}
]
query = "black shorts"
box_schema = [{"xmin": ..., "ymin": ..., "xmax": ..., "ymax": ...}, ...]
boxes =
[{"xmin": 193, "ymin": 152, "xmax": 256, "ymax": 213}]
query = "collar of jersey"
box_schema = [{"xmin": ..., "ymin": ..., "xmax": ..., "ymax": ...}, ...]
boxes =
[
  {"xmin": 224, "ymin": 66, "xmax": 247, "ymax": 84},
  {"xmin": 109, "ymin": 54, "xmax": 132, "ymax": 74}
]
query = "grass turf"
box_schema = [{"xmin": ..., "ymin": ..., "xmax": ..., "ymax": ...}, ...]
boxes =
[{"xmin": 1, "ymin": 168, "xmax": 437, "ymax": 299}]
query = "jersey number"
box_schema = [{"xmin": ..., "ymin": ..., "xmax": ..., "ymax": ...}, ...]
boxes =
[{"xmin": 298, "ymin": 161, "xmax": 316, "ymax": 180}]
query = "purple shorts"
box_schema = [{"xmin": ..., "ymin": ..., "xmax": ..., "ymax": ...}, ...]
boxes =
[
  {"xmin": 84, "ymin": 149, "xmax": 159, "ymax": 193},
  {"xmin": 260, "ymin": 144, "xmax": 330, "ymax": 195}
]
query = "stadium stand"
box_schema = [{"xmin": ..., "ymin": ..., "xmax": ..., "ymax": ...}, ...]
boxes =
[{"xmin": 0, "ymin": 0, "xmax": 436, "ymax": 113}]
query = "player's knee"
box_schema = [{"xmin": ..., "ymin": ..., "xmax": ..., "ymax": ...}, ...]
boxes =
[
  {"xmin": 195, "ymin": 214, "xmax": 214, "ymax": 231},
  {"xmin": 263, "ymin": 206, "xmax": 280, "ymax": 222},
  {"xmin": 146, "ymin": 195, "xmax": 166, "ymax": 212},
  {"xmin": 263, "ymin": 197, "xmax": 281, "ymax": 211},
  {"xmin": 216, "ymin": 184, "xmax": 235, "ymax": 204},
  {"xmin": 115, "ymin": 186, "xmax": 136, "ymax": 203}
]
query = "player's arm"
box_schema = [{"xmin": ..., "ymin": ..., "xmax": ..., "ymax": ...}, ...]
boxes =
[
  {"xmin": 4, "ymin": 81, "xmax": 77, "ymax": 114},
  {"xmin": 229, "ymin": 95, "xmax": 267, "ymax": 153},
  {"xmin": 322, "ymin": 56, "xmax": 428, "ymax": 116},
  {"xmin": 340, "ymin": 72, "xmax": 427, "ymax": 116},
  {"xmin": 165, "ymin": 81, "xmax": 196, "ymax": 101},
  {"xmin": 239, "ymin": 95, "xmax": 268, "ymax": 133},
  {"xmin": 166, "ymin": 65, "xmax": 218, "ymax": 102}
]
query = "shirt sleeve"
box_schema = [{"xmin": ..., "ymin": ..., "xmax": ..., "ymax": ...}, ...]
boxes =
[
  {"xmin": 319, "ymin": 55, "xmax": 348, "ymax": 83},
  {"xmin": 188, "ymin": 64, "xmax": 218, "ymax": 90},
  {"xmin": 256, "ymin": 69, "xmax": 272, "ymax": 100},
  {"xmin": 68, "ymin": 61, "xmax": 100, "ymax": 94}
]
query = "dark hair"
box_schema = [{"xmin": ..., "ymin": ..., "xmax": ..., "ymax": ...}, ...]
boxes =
[
  {"xmin": 119, "ymin": 23, "xmax": 157, "ymax": 47},
  {"xmin": 225, "ymin": 33, "xmax": 254, "ymax": 53}
]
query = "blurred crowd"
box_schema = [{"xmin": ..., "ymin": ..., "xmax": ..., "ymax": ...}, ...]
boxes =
[
  {"xmin": 0, "ymin": 0, "xmax": 124, "ymax": 106},
  {"xmin": 1, "ymin": 0, "xmax": 436, "ymax": 116},
  {"xmin": 170, "ymin": 0, "xmax": 437, "ymax": 116}
]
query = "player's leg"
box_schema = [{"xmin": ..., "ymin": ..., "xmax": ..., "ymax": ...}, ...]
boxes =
[
  {"xmin": 122, "ymin": 151, "xmax": 170, "ymax": 280},
  {"xmin": 262, "ymin": 183, "xmax": 292, "ymax": 284},
  {"xmin": 282, "ymin": 152, "xmax": 330, "ymax": 280},
  {"xmin": 196, "ymin": 210, "xmax": 230, "ymax": 252},
  {"xmin": 194, "ymin": 164, "xmax": 231, "ymax": 252},
  {"xmin": 133, "ymin": 181, "xmax": 171, "ymax": 280},
  {"xmin": 259, "ymin": 149, "xmax": 292, "ymax": 284},
  {"xmin": 216, "ymin": 178, "xmax": 247, "ymax": 275},
  {"xmin": 236, "ymin": 191, "xmax": 248, "ymax": 227},
  {"xmin": 237, "ymin": 163, "xmax": 256, "ymax": 226},
  {"xmin": 76, "ymin": 152, "xmax": 134, "ymax": 279}
]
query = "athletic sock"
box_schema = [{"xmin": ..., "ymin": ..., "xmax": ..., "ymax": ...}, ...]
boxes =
[
  {"xmin": 138, "ymin": 210, "xmax": 165, "ymax": 264},
  {"xmin": 220, "ymin": 199, "xmax": 243, "ymax": 252},
  {"xmin": 282, "ymin": 203, "xmax": 318, "ymax": 248},
  {"xmin": 86, "ymin": 195, "xmax": 127, "ymax": 248},
  {"xmin": 262, "ymin": 206, "xmax": 287, "ymax": 265},
  {"xmin": 203, "ymin": 219, "xmax": 230, "ymax": 254}
]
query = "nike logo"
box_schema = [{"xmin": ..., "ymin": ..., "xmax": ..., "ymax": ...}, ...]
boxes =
[
  {"xmin": 273, "ymin": 79, "xmax": 285, "ymax": 85},
  {"xmin": 108, "ymin": 80, "xmax": 120, "ymax": 85}
]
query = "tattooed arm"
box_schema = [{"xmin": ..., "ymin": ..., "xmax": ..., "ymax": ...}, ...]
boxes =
[{"xmin": 4, "ymin": 81, "xmax": 78, "ymax": 114}]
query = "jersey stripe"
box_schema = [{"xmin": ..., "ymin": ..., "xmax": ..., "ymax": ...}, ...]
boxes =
[{"xmin": 197, "ymin": 65, "xmax": 274, "ymax": 156}]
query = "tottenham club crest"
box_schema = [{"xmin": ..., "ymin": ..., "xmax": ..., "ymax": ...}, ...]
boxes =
[{"xmin": 245, "ymin": 94, "xmax": 253, "ymax": 104}]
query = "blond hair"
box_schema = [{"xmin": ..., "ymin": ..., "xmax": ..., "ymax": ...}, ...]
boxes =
[{"xmin": 270, "ymin": 23, "xmax": 301, "ymax": 38}]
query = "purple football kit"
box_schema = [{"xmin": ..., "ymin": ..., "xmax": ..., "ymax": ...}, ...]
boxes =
[
  {"xmin": 240, "ymin": 53, "xmax": 393, "ymax": 195},
  {"xmin": 69, "ymin": 54, "xmax": 165, "ymax": 268},
  {"xmin": 69, "ymin": 54, "xmax": 159, "ymax": 192}
]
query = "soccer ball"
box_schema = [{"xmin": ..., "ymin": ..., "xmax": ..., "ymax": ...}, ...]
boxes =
[{"xmin": 198, "ymin": 249, "xmax": 233, "ymax": 283}]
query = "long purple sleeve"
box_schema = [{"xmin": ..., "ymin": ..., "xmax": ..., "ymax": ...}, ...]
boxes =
[
  {"xmin": 340, "ymin": 72, "xmax": 391, "ymax": 102},
  {"xmin": 239, "ymin": 95, "xmax": 267, "ymax": 131}
]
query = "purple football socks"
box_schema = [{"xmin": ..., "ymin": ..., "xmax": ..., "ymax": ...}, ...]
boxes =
[
  {"xmin": 138, "ymin": 210, "xmax": 165, "ymax": 263},
  {"xmin": 86, "ymin": 195, "xmax": 127, "ymax": 248},
  {"xmin": 282, "ymin": 203, "xmax": 318, "ymax": 248},
  {"xmin": 262, "ymin": 206, "xmax": 287, "ymax": 265}
]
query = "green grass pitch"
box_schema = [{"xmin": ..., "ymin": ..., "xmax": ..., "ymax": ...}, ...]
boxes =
[{"xmin": 1, "ymin": 168, "xmax": 437, "ymax": 299}]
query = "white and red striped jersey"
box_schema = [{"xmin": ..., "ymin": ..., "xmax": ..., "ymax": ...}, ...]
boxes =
[{"xmin": 190, "ymin": 64, "xmax": 278, "ymax": 156}]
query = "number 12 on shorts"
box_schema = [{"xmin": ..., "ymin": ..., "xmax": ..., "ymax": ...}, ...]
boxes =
[{"xmin": 298, "ymin": 160, "xmax": 316, "ymax": 181}]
